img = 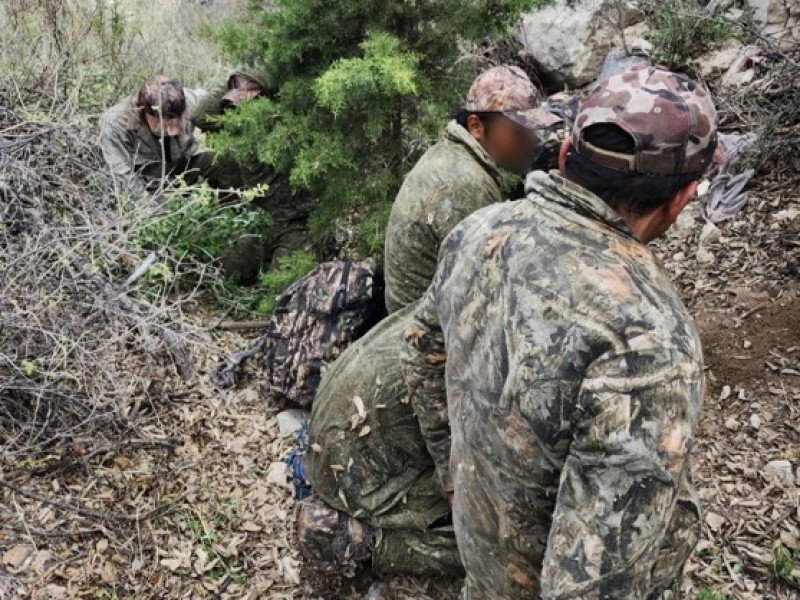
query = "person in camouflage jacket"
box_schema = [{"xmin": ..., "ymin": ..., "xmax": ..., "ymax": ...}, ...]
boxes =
[
  {"xmin": 300, "ymin": 304, "xmax": 462, "ymax": 577},
  {"xmin": 403, "ymin": 65, "xmax": 720, "ymax": 599},
  {"xmin": 191, "ymin": 66, "xmax": 317, "ymax": 270},
  {"xmin": 99, "ymin": 75, "xmax": 212, "ymax": 193},
  {"xmin": 383, "ymin": 65, "xmax": 560, "ymax": 314}
]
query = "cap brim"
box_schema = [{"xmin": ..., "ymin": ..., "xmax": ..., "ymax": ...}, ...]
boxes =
[{"xmin": 504, "ymin": 108, "xmax": 563, "ymax": 131}]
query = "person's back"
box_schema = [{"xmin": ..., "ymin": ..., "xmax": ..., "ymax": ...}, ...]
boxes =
[
  {"xmin": 403, "ymin": 65, "xmax": 720, "ymax": 599},
  {"xmin": 383, "ymin": 66, "xmax": 560, "ymax": 314},
  {"xmin": 383, "ymin": 122, "xmax": 503, "ymax": 313}
]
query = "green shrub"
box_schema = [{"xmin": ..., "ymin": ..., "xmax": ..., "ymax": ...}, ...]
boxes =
[
  {"xmin": 130, "ymin": 182, "xmax": 271, "ymax": 307},
  {"xmin": 646, "ymin": 0, "xmax": 756, "ymax": 71},
  {"xmin": 209, "ymin": 0, "xmax": 549, "ymax": 252},
  {"xmin": 255, "ymin": 251, "xmax": 318, "ymax": 315}
]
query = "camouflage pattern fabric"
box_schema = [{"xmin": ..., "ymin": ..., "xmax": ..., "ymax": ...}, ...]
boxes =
[
  {"xmin": 402, "ymin": 170, "xmax": 705, "ymax": 598},
  {"xmin": 99, "ymin": 89, "xmax": 205, "ymax": 193},
  {"xmin": 383, "ymin": 121, "xmax": 504, "ymax": 314},
  {"xmin": 304, "ymin": 304, "xmax": 461, "ymax": 575},
  {"xmin": 464, "ymin": 65, "xmax": 560, "ymax": 131},
  {"xmin": 265, "ymin": 260, "xmax": 385, "ymax": 409},
  {"xmin": 574, "ymin": 65, "xmax": 718, "ymax": 176}
]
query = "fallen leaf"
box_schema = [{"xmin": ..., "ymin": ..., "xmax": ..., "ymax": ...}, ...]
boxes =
[{"xmin": 3, "ymin": 544, "xmax": 32, "ymax": 569}]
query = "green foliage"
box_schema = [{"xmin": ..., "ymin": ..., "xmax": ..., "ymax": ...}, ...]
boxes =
[
  {"xmin": 646, "ymin": 0, "xmax": 756, "ymax": 70},
  {"xmin": 130, "ymin": 182, "xmax": 271, "ymax": 307},
  {"xmin": 772, "ymin": 544, "xmax": 798, "ymax": 582},
  {"xmin": 255, "ymin": 251, "xmax": 317, "ymax": 315},
  {"xmin": 210, "ymin": 0, "xmax": 548, "ymax": 250},
  {"xmin": 696, "ymin": 588, "xmax": 726, "ymax": 600}
]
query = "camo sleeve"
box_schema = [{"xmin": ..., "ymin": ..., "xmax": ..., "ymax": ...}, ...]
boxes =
[
  {"xmin": 401, "ymin": 287, "xmax": 452, "ymax": 493},
  {"xmin": 190, "ymin": 84, "xmax": 227, "ymax": 132},
  {"xmin": 98, "ymin": 117, "xmax": 144, "ymax": 195},
  {"xmin": 540, "ymin": 347, "xmax": 703, "ymax": 599}
]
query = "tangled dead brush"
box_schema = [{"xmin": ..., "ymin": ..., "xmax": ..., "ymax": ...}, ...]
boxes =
[
  {"xmin": 716, "ymin": 46, "xmax": 800, "ymax": 182},
  {"xmin": 0, "ymin": 86, "xmax": 196, "ymax": 462}
]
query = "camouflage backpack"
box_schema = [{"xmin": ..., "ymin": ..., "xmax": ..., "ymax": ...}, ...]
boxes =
[{"xmin": 263, "ymin": 260, "xmax": 385, "ymax": 408}]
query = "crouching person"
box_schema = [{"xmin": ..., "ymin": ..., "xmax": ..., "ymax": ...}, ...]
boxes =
[
  {"xmin": 99, "ymin": 75, "xmax": 243, "ymax": 194},
  {"xmin": 297, "ymin": 304, "xmax": 462, "ymax": 577}
]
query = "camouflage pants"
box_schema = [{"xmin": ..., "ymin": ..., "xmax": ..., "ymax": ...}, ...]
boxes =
[{"xmin": 304, "ymin": 305, "xmax": 462, "ymax": 576}]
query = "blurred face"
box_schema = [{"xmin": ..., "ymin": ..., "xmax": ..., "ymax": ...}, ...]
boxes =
[
  {"xmin": 468, "ymin": 114, "xmax": 540, "ymax": 174},
  {"xmin": 144, "ymin": 111, "xmax": 184, "ymax": 138}
]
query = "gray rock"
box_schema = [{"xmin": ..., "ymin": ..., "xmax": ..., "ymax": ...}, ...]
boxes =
[
  {"xmin": 276, "ymin": 409, "xmax": 308, "ymax": 437},
  {"xmin": 515, "ymin": 0, "xmax": 644, "ymax": 87},
  {"xmin": 765, "ymin": 459, "xmax": 794, "ymax": 484},
  {"xmin": 597, "ymin": 48, "xmax": 649, "ymax": 83}
]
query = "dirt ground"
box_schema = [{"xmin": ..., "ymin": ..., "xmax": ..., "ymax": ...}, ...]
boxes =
[{"xmin": 1, "ymin": 181, "xmax": 798, "ymax": 600}]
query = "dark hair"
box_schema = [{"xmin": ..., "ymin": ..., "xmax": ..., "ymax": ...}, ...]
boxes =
[
  {"xmin": 455, "ymin": 110, "xmax": 499, "ymax": 133},
  {"xmin": 565, "ymin": 124, "xmax": 698, "ymax": 216}
]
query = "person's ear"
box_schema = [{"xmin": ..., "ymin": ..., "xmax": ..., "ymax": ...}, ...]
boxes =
[
  {"xmin": 558, "ymin": 136, "xmax": 572, "ymax": 174},
  {"xmin": 466, "ymin": 114, "xmax": 485, "ymax": 142},
  {"xmin": 666, "ymin": 180, "xmax": 699, "ymax": 223}
]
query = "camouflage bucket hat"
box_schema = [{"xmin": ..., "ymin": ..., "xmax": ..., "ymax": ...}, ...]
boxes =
[
  {"xmin": 573, "ymin": 65, "xmax": 719, "ymax": 176},
  {"xmin": 136, "ymin": 75, "xmax": 187, "ymax": 137},
  {"xmin": 464, "ymin": 65, "xmax": 562, "ymax": 131}
]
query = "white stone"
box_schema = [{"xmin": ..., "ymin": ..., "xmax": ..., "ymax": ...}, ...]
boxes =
[
  {"xmin": 765, "ymin": 460, "xmax": 794, "ymax": 483},
  {"xmin": 699, "ymin": 221, "xmax": 721, "ymax": 247},
  {"xmin": 516, "ymin": 0, "xmax": 645, "ymax": 87},
  {"xmin": 696, "ymin": 39, "xmax": 744, "ymax": 77},
  {"xmin": 696, "ymin": 247, "xmax": 716, "ymax": 264},
  {"xmin": 276, "ymin": 409, "xmax": 308, "ymax": 437}
]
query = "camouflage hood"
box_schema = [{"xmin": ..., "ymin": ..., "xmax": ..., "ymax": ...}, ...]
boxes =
[
  {"xmin": 524, "ymin": 170, "xmax": 635, "ymax": 239},
  {"xmin": 228, "ymin": 66, "xmax": 270, "ymax": 90}
]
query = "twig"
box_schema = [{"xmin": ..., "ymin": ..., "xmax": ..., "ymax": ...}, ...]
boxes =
[
  {"xmin": 0, "ymin": 477, "xmax": 171, "ymax": 524},
  {"xmin": 214, "ymin": 320, "xmax": 271, "ymax": 331}
]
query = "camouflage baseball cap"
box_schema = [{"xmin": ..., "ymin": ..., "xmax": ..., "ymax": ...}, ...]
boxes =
[
  {"xmin": 464, "ymin": 65, "xmax": 562, "ymax": 131},
  {"xmin": 136, "ymin": 75, "xmax": 187, "ymax": 137},
  {"xmin": 573, "ymin": 65, "xmax": 718, "ymax": 176}
]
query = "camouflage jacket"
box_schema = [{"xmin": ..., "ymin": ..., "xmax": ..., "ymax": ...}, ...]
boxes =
[
  {"xmin": 98, "ymin": 89, "xmax": 203, "ymax": 192},
  {"xmin": 402, "ymin": 170, "xmax": 704, "ymax": 598},
  {"xmin": 383, "ymin": 120, "xmax": 504, "ymax": 314}
]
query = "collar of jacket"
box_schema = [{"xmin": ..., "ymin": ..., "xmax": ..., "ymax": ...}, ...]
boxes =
[
  {"xmin": 442, "ymin": 120, "xmax": 503, "ymax": 185},
  {"xmin": 524, "ymin": 170, "xmax": 638, "ymax": 240}
]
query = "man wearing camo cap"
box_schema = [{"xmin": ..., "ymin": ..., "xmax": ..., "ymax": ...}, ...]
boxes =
[
  {"xmin": 403, "ymin": 65, "xmax": 718, "ymax": 598},
  {"xmin": 383, "ymin": 65, "xmax": 560, "ymax": 314}
]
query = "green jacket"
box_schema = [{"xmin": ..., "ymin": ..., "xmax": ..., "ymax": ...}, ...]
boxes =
[
  {"xmin": 383, "ymin": 120, "xmax": 503, "ymax": 314},
  {"xmin": 99, "ymin": 89, "xmax": 203, "ymax": 192},
  {"xmin": 402, "ymin": 171, "xmax": 704, "ymax": 598}
]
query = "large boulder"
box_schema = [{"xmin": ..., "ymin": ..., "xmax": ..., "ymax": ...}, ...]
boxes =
[
  {"xmin": 515, "ymin": 0, "xmax": 645, "ymax": 87},
  {"xmin": 746, "ymin": 0, "xmax": 799, "ymax": 48}
]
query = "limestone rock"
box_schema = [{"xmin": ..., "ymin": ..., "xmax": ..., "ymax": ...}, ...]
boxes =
[
  {"xmin": 515, "ymin": 0, "xmax": 645, "ymax": 87},
  {"xmin": 746, "ymin": 0, "xmax": 799, "ymax": 48},
  {"xmin": 276, "ymin": 409, "xmax": 308, "ymax": 436},
  {"xmin": 696, "ymin": 39, "xmax": 744, "ymax": 77},
  {"xmin": 765, "ymin": 459, "xmax": 794, "ymax": 484}
]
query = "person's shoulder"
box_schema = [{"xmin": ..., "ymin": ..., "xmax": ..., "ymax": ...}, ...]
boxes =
[{"xmin": 100, "ymin": 97, "xmax": 137, "ymax": 132}]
